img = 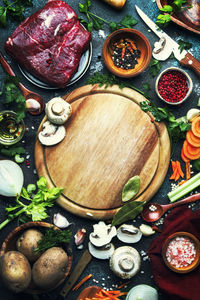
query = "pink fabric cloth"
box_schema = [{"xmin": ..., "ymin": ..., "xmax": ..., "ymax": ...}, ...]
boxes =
[{"xmin": 148, "ymin": 206, "xmax": 200, "ymax": 300}]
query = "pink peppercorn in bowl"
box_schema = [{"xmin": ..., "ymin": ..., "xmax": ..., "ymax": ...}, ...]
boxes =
[
  {"xmin": 155, "ymin": 67, "xmax": 193, "ymax": 105},
  {"xmin": 162, "ymin": 232, "xmax": 200, "ymax": 274}
]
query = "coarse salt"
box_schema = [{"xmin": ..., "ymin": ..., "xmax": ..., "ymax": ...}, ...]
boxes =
[{"xmin": 166, "ymin": 236, "xmax": 196, "ymax": 269}]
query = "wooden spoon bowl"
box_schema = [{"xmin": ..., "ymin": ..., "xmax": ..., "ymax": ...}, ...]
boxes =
[
  {"xmin": 156, "ymin": 0, "xmax": 200, "ymax": 34},
  {"xmin": 0, "ymin": 51, "xmax": 45, "ymax": 115}
]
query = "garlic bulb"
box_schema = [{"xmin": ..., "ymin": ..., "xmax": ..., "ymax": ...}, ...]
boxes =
[{"xmin": 0, "ymin": 160, "xmax": 24, "ymax": 197}]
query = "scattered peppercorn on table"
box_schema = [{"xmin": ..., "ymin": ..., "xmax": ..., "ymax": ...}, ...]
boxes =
[{"xmin": 0, "ymin": 1, "xmax": 200, "ymax": 300}]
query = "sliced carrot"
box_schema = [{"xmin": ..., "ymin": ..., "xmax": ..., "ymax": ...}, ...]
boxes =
[
  {"xmin": 186, "ymin": 161, "xmax": 191, "ymax": 179},
  {"xmin": 72, "ymin": 274, "xmax": 92, "ymax": 291},
  {"xmin": 186, "ymin": 130, "xmax": 200, "ymax": 147},
  {"xmin": 176, "ymin": 161, "xmax": 184, "ymax": 178},
  {"xmin": 182, "ymin": 140, "xmax": 200, "ymax": 160},
  {"xmin": 187, "ymin": 142, "xmax": 200, "ymax": 155},
  {"xmin": 181, "ymin": 147, "xmax": 190, "ymax": 162},
  {"xmin": 191, "ymin": 116, "xmax": 200, "ymax": 138}
]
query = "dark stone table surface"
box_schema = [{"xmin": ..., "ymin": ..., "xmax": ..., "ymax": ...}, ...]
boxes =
[{"xmin": 0, "ymin": 1, "xmax": 199, "ymax": 300}]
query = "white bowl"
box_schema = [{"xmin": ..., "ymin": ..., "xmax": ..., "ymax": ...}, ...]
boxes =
[{"xmin": 155, "ymin": 67, "xmax": 193, "ymax": 105}]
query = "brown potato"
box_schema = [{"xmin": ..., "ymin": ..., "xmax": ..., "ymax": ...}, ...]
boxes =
[
  {"xmin": 16, "ymin": 228, "xmax": 43, "ymax": 262},
  {"xmin": 32, "ymin": 247, "xmax": 68, "ymax": 290},
  {"xmin": 0, "ymin": 251, "xmax": 31, "ymax": 293}
]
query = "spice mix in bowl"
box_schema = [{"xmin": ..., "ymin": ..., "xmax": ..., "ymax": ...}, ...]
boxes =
[
  {"xmin": 102, "ymin": 28, "xmax": 151, "ymax": 78},
  {"xmin": 155, "ymin": 67, "xmax": 193, "ymax": 105},
  {"xmin": 162, "ymin": 231, "xmax": 200, "ymax": 273}
]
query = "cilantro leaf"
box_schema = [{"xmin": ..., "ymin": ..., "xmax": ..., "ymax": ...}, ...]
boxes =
[
  {"xmin": 149, "ymin": 59, "xmax": 162, "ymax": 77},
  {"xmin": 78, "ymin": 0, "xmax": 137, "ymax": 32},
  {"xmin": 178, "ymin": 39, "xmax": 192, "ymax": 53}
]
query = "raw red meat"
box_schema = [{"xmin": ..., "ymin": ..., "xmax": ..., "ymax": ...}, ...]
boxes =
[{"xmin": 5, "ymin": 0, "xmax": 91, "ymax": 88}]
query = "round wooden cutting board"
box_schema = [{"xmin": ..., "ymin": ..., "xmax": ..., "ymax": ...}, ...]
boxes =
[{"xmin": 35, "ymin": 84, "xmax": 170, "ymax": 220}]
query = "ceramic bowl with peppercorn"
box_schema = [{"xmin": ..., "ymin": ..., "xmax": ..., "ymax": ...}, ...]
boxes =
[
  {"xmin": 155, "ymin": 67, "xmax": 193, "ymax": 105},
  {"xmin": 102, "ymin": 28, "xmax": 152, "ymax": 78}
]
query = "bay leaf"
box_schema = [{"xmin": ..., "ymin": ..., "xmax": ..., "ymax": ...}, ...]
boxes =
[
  {"xmin": 112, "ymin": 201, "xmax": 146, "ymax": 226},
  {"xmin": 122, "ymin": 175, "xmax": 140, "ymax": 202}
]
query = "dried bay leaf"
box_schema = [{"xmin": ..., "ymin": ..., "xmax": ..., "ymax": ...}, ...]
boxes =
[
  {"xmin": 122, "ymin": 175, "xmax": 140, "ymax": 202},
  {"xmin": 112, "ymin": 201, "xmax": 146, "ymax": 226}
]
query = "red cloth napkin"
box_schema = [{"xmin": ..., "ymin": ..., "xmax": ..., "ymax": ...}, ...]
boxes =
[{"xmin": 148, "ymin": 206, "xmax": 200, "ymax": 300}]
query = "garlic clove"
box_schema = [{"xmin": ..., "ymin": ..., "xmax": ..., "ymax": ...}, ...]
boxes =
[
  {"xmin": 139, "ymin": 224, "xmax": 155, "ymax": 236},
  {"xmin": 53, "ymin": 213, "xmax": 72, "ymax": 229},
  {"xmin": 74, "ymin": 228, "xmax": 86, "ymax": 246},
  {"xmin": 26, "ymin": 99, "xmax": 41, "ymax": 112}
]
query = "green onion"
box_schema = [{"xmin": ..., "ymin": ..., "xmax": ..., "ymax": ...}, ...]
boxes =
[{"xmin": 168, "ymin": 172, "xmax": 200, "ymax": 202}]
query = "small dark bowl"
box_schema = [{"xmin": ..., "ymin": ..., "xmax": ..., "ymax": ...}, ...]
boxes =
[
  {"xmin": 0, "ymin": 221, "xmax": 72, "ymax": 294},
  {"xmin": 162, "ymin": 232, "xmax": 200, "ymax": 274},
  {"xmin": 102, "ymin": 28, "xmax": 152, "ymax": 78}
]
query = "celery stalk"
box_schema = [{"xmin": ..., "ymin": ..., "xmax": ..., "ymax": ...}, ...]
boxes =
[{"xmin": 168, "ymin": 172, "xmax": 200, "ymax": 202}]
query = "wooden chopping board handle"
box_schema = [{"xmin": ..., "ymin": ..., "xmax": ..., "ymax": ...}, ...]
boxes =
[{"xmin": 180, "ymin": 53, "xmax": 200, "ymax": 77}]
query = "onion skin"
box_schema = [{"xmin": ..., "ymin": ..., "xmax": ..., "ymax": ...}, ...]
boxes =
[{"xmin": 0, "ymin": 160, "xmax": 24, "ymax": 197}]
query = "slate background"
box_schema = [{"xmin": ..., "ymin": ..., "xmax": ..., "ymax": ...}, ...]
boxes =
[{"xmin": 0, "ymin": 0, "xmax": 199, "ymax": 299}]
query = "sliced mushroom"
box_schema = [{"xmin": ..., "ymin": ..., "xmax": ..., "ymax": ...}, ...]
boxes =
[
  {"xmin": 88, "ymin": 242, "xmax": 115, "ymax": 260},
  {"xmin": 152, "ymin": 37, "xmax": 173, "ymax": 61},
  {"xmin": 89, "ymin": 221, "xmax": 117, "ymax": 247},
  {"xmin": 117, "ymin": 224, "xmax": 142, "ymax": 243},
  {"xmin": 109, "ymin": 246, "xmax": 141, "ymax": 279},
  {"xmin": 45, "ymin": 97, "xmax": 72, "ymax": 125},
  {"xmin": 38, "ymin": 120, "xmax": 66, "ymax": 146}
]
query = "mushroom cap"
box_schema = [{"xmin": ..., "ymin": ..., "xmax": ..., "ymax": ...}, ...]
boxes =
[
  {"xmin": 109, "ymin": 246, "xmax": 141, "ymax": 279},
  {"xmin": 45, "ymin": 97, "xmax": 72, "ymax": 125},
  {"xmin": 89, "ymin": 221, "xmax": 116, "ymax": 247},
  {"xmin": 38, "ymin": 121, "xmax": 66, "ymax": 146},
  {"xmin": 117, "ymin": 224, "xmax": 142, "ymax": 243},
  {"xmin": 88, "ymin": 242, "xmax": 115, "ymax": 260}
]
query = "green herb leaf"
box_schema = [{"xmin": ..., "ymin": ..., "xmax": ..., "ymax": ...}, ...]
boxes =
[
  {"xmin": 156, "ymin": 14, "xmax": 172, "ymax": 26},
  {"xmin": 178, "ymin": 39, "xmax": 192, "ymax": 53},
  {"xmin": 160, "ymin": 5, "xmax": 173, "ymax": 13},
  {"xmin": 35, "ymin": 227, "xmax": 72, "ymax": 253},
  {"xmin": 0, "ymin": 176, "xmax": 63, "ymax": 230},
  {"xmin": 0, "ymin": 143, "xmax": 25, "ymax": 157},
  {"xmin": 1, "ymin": 75, "xmax": 26, "ymax": 122},
  {"xmin": 122, "ymin": 176, "xmax": 140, "ymax": 202},
  {"xmin": 78, "ymin": 1, "xmax": 137, "ymax": 32},
  {"xmin": 149, "ymin": 59, "xmax": 162, "ymax": 77},
  {"xmin": 112, "ymin": 201, "xmax": 146, "ymax": 226},
  {"xmin": 0, "ymin": 0, "xmax": 33, "ymax": 27},
  {"xmin": 87, "ymin": 72, "xmax": 147, "ymax": 97},
  {"xmin": 193, "ymin": 158, "xmax": 200, "ymax": 171}
]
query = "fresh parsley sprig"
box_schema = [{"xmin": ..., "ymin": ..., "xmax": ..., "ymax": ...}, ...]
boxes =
[
  {"xmin": 149, "ymin": 58, "xmax": 162, "ymax": 77},
  {"xmin": 87, "ymin": 72, "xmax": 149, "ymax": 98},
  {"xmin": 35, "ymin": 227, "xmax": 72, "ymax": 253},
  {"xmin": 0, "ymin": 177, "xmax": 63, "ymax": 231},
  {"xmin": 0, "ymin": 0, "xmax": 33, "ymax": 27},
  {"xmin": 178, "ymin": 39, "xmax": 192, "ymax": 53},
  {"xmin": 78, "ymin": 0, "xmax": 137, "ymax": 32},
  {"xmin": 0, "ymin": 75, "xmax": 26, "ymax": 122},
  {"xmin": 156, "ymin": 0, "xmax": 192, "ymax": 27},
  {"xmin": 140, "ymin": 100, "xmax": 191, "ymax": 150}
]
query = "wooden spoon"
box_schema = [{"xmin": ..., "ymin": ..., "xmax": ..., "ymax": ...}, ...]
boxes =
[
  {"xmin": 142, "ymin": 193, "xmax": 200, "ymax": 222},
  {"xmin": 77, "ymin": 286, "xmax": 101, "ymax": 300},
  {"xmin": 0, "ymin": 51, "xmax": 45, "ymax": 115}
]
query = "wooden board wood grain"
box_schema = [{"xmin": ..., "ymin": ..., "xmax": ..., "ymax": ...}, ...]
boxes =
[{"xmin": 35, "ymin": 84, "xmax": 170, "ymax": 220}]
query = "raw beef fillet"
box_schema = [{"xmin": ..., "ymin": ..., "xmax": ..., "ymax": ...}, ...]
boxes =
[{"xmin": 5, "ymin": 0, "xmax": 91, "ymax": 88}]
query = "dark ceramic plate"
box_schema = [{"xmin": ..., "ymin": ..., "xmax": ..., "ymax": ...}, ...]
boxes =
[
  {"xmin": 157, "ymin": 0, "xmax": 200, "ymax": 35},
  {"xmin": 18, "ymin": 42, "xmax": 92, "ymax": 90}
]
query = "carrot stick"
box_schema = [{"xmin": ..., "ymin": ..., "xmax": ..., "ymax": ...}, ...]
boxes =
[
  {"xmin": 186, "ymin": 161, "xmax": 191, "ymax": 180},
  {"xmin": 117, "ymin": 281, "xmax": 130, "ymax": 289},
  {"xmin": 176, "ymin": 161, "xmax": 184, "ymax": 178},
  {"xmin": 72, "ymin": 274, "xmax": 92, "ymax": 291}
]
